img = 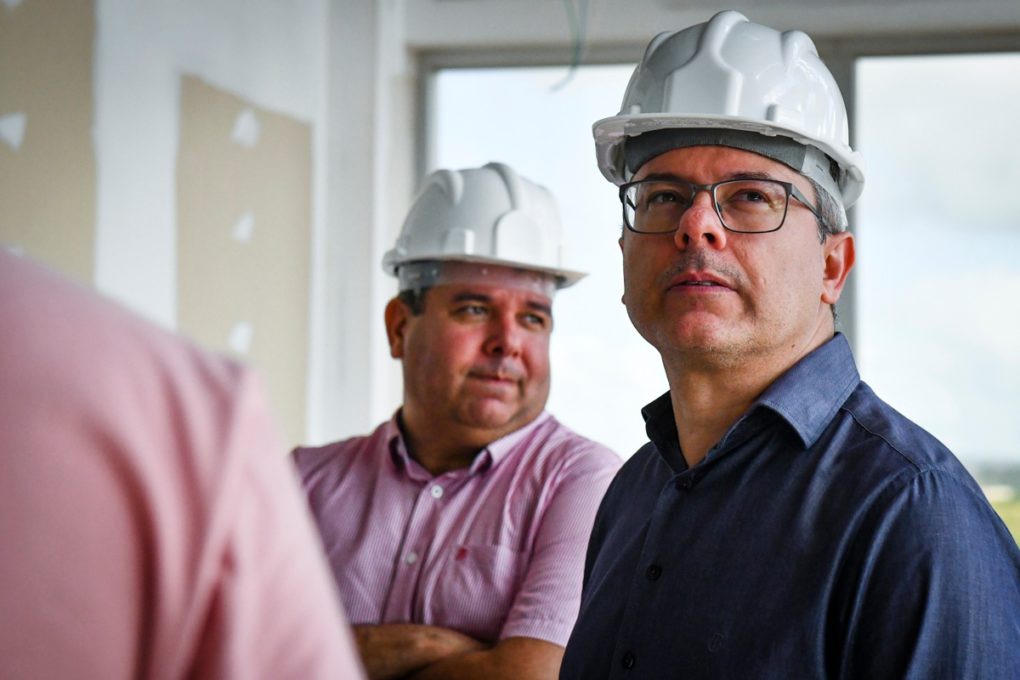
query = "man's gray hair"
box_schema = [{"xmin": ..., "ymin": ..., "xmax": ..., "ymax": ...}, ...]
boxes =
[
  {"xmin": 806, "ymin": 176, "xmax": 846, "ymax": 323},
  {"xmin": 807, "ymin": 176, "xmax": 846, "ymax": 243}
]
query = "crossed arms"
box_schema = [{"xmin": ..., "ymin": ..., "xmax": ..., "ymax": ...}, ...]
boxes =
[{"xmin": 354, "ymin": 623, "xmax": 562, "ymax": 680}]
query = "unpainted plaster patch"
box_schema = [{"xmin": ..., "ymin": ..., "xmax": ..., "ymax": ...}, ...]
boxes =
[
  {"xmin": 227, "ymin": 320, "xmax": 254, "ymax": 354},
  {"xmin": 231, "ymin": 108, "xmax": 260, "ymax": 148},
  {"xmin": 231, "ymin": 210, "xmax": 254, "ymax": 243},
  {"xmin": 0, "ymin": 112, "xmax": 27, "ymax": 151}
]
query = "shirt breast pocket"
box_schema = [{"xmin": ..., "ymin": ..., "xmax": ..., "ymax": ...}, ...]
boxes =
[{"xmin": 425, "ymin": 543, "xmax": 527, "ymax": 643}]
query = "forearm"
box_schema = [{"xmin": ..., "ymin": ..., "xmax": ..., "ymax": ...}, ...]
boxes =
[
  {"xmin": 353, "ymin": 623, "xmax": 487, "ymax": 680},
  {"xmin": 405, "ymin": 636, "xmax": 563, "ymax": 680}
]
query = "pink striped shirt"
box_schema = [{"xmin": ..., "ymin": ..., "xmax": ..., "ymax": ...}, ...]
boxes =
[
  {"xmin": 294, "ymin": 412, "xmax": 620, "ymax": 646},
  {"xmin": 0, "ymin": 252, "xmax": 363, "ymax": 679}
]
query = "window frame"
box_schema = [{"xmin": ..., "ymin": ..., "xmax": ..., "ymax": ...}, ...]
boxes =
[{"xmin": 418, "ymin": 31, "xmax": 1020, "ymax": 351}]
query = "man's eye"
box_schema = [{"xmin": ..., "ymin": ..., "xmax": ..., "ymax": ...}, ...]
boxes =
[
  {"xmin": 455, "ymin": 305, "xmax": 492, "ymax": 320},
  {"xmin": 725, "ymin": 182, "xmax": 785, "ymax": 208},
  {"xmin": 647, "ymin": 190, "xmax": 681, "ymax": 205},
  {"xmin": 521, "ymin": 313, "xmax": 550, "ymax": 329},
  {"xmin": 735, "ymin": 189, "xmax": 769, "ymax": 203}
]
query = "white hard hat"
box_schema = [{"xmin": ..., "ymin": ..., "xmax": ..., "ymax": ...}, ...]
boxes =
[
  {"xmin": 382, "ymin": 162, "xmax": 585, "ymax": 289},
  {"xmin": 593, "ymin": 10, "xmax": 865, "ymax": 209}
]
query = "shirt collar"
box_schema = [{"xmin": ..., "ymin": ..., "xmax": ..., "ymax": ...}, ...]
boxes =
[
  {"xmin": 385, "ymin": 410, "xmax": 553, "ymax": 478},
  {"xmin": 485, "ymin": 411, "xmax": 552, "ymax": 465},
  {"xmin": 641, "ymin": 392, "xmax": 687, "ymax": 473},
  {"xmin": 641, "ymin": 333, "xmax": 860, "ymax": 465},
  {"xmin": 753, "ymin": 333, "xmax": 859, "ymax": 448}
]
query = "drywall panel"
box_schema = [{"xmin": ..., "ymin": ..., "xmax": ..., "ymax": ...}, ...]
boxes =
[
  {"xmin": 177, "ymin": 75, "xmax": 311, "ymax": 446},
  {"xmin": 92, "ymin": 0, "xmax": 327, "ymax": 329},
  {"xmin": 0, "ymin": 0, "xmax": 95, "ymax": 283}
]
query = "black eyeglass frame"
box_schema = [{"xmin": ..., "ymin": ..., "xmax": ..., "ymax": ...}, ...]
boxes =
[{"xmin": 618, "ymin": 177, "xmax": 823, "ymax": 235}]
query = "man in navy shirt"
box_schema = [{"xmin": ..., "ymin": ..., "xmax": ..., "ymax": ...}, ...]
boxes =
[{"xmin": 561, "ymin": 10, "xmax": 1020, "ymax": 679}]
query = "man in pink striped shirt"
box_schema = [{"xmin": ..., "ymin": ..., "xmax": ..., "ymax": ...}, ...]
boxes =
[
  {"xmin": 0, "ymin": 250, "xmax": 364, "ymax": 679},
  {"xmin": 294, "ymin": 163, "xmax": 620, "ymax": 679}
]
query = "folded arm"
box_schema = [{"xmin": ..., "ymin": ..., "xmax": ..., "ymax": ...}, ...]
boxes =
[
  {"xmin": 406, "ymin": 636, "xmax": 563, "ymax": 680},
  {"xmin": 353, "ymin": 623, "xmax": 487, "ymax": 680},
  {"xmin": 400, "ymin": 448, "xmax": 618, "ymax": 679}
]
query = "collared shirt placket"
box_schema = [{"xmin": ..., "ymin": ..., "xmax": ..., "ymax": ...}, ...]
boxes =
[
  {"xmin": 607, "ymin": 469, "xmax": 704, "ymax": 679},
  {"xmin": 381, "ymin": 469, "xmax": 471, "ymax": 622}
]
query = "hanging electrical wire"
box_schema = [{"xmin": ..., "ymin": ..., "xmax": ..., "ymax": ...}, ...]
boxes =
[{"xmin": 552, "ymin": 0, "xmax": 591, "ymax": 91}]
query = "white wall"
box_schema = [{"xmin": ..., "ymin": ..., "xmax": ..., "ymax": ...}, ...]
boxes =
[
  {"xmin": 94, "ymin": 0, "xmax": 327, "ymax": 326},
  {"xmin": 87, "ymin": 0, "xmax": 412, "ymax": 444},
  {"xmin": 312, "ymin": 0, "xmax": 412, "ymax": 444}
]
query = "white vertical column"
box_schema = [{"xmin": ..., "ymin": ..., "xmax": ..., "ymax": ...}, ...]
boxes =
[
  {"xmin": 816, "ymin": 42, "xmax": 858, "ymax": 350},
  {"xmin": 309, "ymin": 0, "xmax": 414, "ymax": 443}
]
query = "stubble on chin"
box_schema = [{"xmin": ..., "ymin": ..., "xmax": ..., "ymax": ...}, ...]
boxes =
[{"xmin": 643, "ymin": 309, "xmax": 766, "ymax": 373}]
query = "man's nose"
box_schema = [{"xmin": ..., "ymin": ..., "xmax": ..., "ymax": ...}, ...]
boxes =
[
  {"xmin": 673, "ymin": 191, "xmax": 729, "ymax": 250},
  {"xmin": 483, "ymin": 315, "xmax": 523, "ymax": 357}
]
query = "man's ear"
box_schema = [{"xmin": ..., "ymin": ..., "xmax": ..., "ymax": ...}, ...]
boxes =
[
  {"xmin": 820, "ymin": 231, "xmax": 856, "ymax": 306},
  {"xmin": 618, "ymin": 235, "xmax": 627, "ymax": 306},
  {"xmin": 384, "ymin": 297, "xmax": 411, "ymax": 359}
]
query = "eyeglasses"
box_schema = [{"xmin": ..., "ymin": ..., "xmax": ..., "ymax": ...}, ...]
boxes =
[{"xmin": 619, "ymin": 177, "xmax": 822, "ymax": 234}]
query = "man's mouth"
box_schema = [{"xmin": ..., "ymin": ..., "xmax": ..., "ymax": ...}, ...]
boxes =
[
  {"xmin": 668, "ymin": 273, "xmax": 732, "ymax": 291},
  {"xmin": 473, "ymin": 373, "xmax": 514, "ymax": 382},
  {"xmin": 468, "ymin": 368, "xmax": 522, "ymax": 384},
  {"xmin": 658, "ymin": 252, "xmax": 740, "ymax": 293}
]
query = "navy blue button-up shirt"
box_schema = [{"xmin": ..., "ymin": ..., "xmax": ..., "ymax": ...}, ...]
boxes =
[{"xmin": 561, "ymin": 334, "xmax": 1020, "ymax": 679}]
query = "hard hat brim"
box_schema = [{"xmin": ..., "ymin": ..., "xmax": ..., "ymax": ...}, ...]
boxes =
[
  {"xmin": 382, "ymin": 252, "xmax": 587, "ymax": 290},
  {"xmin": 593, "ymin": 113, "xmax": 865, "ymax": 207}
]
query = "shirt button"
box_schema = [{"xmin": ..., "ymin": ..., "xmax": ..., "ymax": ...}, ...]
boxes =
[
  {"xmin": 645, "ymin": 564, "xmax": 662, "ymax": 581},
  {"xmin": 405, "ymin": 551, "xmax": 418, "ymax": 565},
  {"xmin": 677, "ymin": 477, "xmax": 693, "ymax": 491},
  {"xmin": 430, "ymin": 484, "xmax": 444, "ymax": 499},
  {"xmin": 621, "ymin": 651, "xmax": 636, "ymax": 670}
]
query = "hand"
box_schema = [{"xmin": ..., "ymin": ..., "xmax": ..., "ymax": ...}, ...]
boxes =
[
  {"xmin": 353, "ymin": 623, "xmax": 487, "ymax": 680},
  {"xmin": 405, "ymin": 636, "xmax": 564, "ymax": 680}
]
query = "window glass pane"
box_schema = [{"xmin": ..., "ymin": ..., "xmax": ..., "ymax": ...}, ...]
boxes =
[
  {"xmin": 433, "ymin": 65, "xmax": 660, "ymax": 459},
  {"xmin": 856, "ymin": 54, "xmax": 1020, "ymax": 504}
]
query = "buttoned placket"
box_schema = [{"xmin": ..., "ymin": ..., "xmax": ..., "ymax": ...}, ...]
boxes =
[
  {"xmin": 380, "ymin": 469, "xmax": 471, "ymax": 622},
  {"xmin": 606, "ymin": 469, "xmax": 703, "ymax": 678}
]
